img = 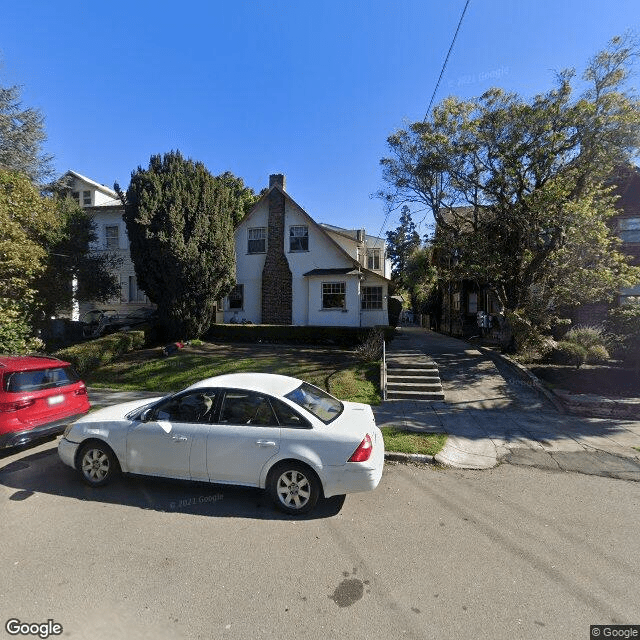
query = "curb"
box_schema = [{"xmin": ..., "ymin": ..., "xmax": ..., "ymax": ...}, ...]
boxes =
[
  {"xmin": 476, "ymin": 346, "xmax": 567, "ymax": 413},
  {"xmin": 384, "ymin": 451, "xmax": 436, "ymax": 465},
  {"xmin": 475, "ymin": 347, "xmax": 640, "ymax": 419},
  {"xmin": 551, "ymin": 389, "xmax": 640, "ymax": 419}
]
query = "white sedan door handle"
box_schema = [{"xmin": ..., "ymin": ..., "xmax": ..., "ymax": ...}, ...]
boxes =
[
  {"xmin": 172, "ymin": 436, "xmax": 188, "ymax": 442},
  {"xmin": 256, "ymin": 440, "xmax": 276, "ymax": 447}
]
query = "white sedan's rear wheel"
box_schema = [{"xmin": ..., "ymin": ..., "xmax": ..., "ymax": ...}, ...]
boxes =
[
  {"xmin": 78, "ymin": 442, "xmax": 119, "ymax": 487},
  {"xmin": 269, "ymin": 462, "xmax": 320, "ymax": 515}
]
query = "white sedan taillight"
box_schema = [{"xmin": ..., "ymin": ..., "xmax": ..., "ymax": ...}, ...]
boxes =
[{"xmin": 348, "ymin": 433, "xmax": 373, "ymax": 462}]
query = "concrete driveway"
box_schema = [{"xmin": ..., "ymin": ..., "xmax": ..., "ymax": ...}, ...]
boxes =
[{"xmin": 374, "ymin": 328, "xmax": 640, "ymax": 481}]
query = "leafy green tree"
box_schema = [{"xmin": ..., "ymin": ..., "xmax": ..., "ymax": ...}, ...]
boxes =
[
  {"xmin": 119, "ymin": 151, "xmax": 252, "ymax": 339},
  {"xmin": 0, "ymin": 168, "xmax": 58, "ymax": 351},
  {"xmin": 33, "ymin": 196, "xmax": 121, "ymax": 320},
  {"xmin": 0, "ymin": 84, "xmax": 54, "ymax": 184},
  {"xmin": 380, "ymin": 34, "xmax": 640, "ymax": 334},
  {"xmin": 385, "ymin": 205, "xmax": 421, "ymax": 284},
  {"xmin": 403, "ymin": 245, "xmax": 438, "ymax": 314},
  {"xmin": 215, "ymin": 170, "xmax": 263, "ymax": 225}
]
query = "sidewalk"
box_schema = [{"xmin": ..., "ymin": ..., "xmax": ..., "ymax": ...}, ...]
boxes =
[
  {"xmin": 86, "ymin": 328, "xmax": 640, "ymax": 481},
  {"xmin": 373, "ymin": 327, "xmax": 640, "ymax": 480}
]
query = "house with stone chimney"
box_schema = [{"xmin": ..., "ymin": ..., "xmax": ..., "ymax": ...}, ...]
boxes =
[
  {"xmin": 223, "ymin": 174, "xmax": 391, "ymax": 327},
  {"xmin": 63, "ymin": 170, "xmax": 390, "ymax": 328}
]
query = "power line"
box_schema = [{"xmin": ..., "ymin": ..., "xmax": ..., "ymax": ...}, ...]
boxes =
[
  {"xmin": 376, "ymin": 0, "xmax": 471, "ymax": 245},
  {"xmin": 424, "ymin": 0, "xmax": 471, "ymax": 121}
]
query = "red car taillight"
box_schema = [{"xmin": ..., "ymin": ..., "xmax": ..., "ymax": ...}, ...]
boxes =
[
  {"xmin": 0, "ymin": 399, "xmax": 36, "ymax": 413},
  {"xmin": 348, "ymin": 433, "xmax": 373, "ymax": 462},
  {"xmin": 74, "ymin": 387, "xmax": 87, "ymax": 396}
]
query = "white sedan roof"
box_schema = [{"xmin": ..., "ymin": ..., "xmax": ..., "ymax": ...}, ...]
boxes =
[{"xmin": 187, "ymin": 373, "xmax": 304, "ymax": 397}]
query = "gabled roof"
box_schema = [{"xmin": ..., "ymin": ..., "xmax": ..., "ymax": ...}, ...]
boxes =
[
  {"xmin": 239, "ymin": 181, "xmax": 377, "ymax": 274},
  {"xmin": 319, "ymin": 222, "xmax": 386, "ymax": 246},
  {"xmin": 64, "ymin": 170, "xmax": 119, "ymax": 200}
]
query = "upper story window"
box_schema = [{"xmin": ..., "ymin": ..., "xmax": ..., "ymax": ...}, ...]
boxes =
[
  {"xmin": 322, "ymin": 282, "xmax": 346, "ymax": 309},
  {"xmin": 367, "ymin": 248, "xmax": 381, "ymax": 270},
  {"xmin": 105, "ymin": 225, "xmax": 119, "ymax": 249},
  {"xmin": 290, "ymin": 225, "xmax": 309, "ymax": 252},
  {"xmin": 83, "ymin": 190, "xmax": 92, "ymax": 206},
  {"xmin": 71, "ymin": 191, "xmax": 80, "ymax": 204},
  {"xmin": 619, "ymin": 217, "xmax": 640, "ymax": 243},
  {"xmin": 248, "ymin": 227, "xmax": 266, "ymax": 254}
]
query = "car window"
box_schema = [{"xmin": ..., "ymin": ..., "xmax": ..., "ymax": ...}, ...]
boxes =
[
  {"xmin": 153, "ymin": 391, "xmax": 216, "ymax": 424},
  {"xmin": 285, "ymin": 383, "xmax": 343, "ymax": 424},
  {"xmin": 219, "ymin": 391, "xmax": 278, "ymax": 426},
  {"xmin": 4, "ymin": 366, "xmax": 80, "ymax": 393},
  {"xmin": 270, "ymin": 397, "xmax": 311, "ymax": 428}
]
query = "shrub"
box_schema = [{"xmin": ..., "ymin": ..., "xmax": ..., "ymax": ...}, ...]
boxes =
[
  {"xmin": 54, "ymin": 330, "xmax": 146, "ymax": 375},
  {"xmin": 0, "ymin": 313, "xmax": 43, "ymax": 354},
  {"xmin": 205, "ymin": 324, "xmax": 395, "ymax": 347},
  {"xmin": 550, "ymin": 318, "xmax": 572, "ymax": 340},
  {"xmin": 605, "ymin": 306, "xmax": 640, "ymax": 366},
  {"xmin": 586, "ymin": 344, "xmax": 610, "ymax": 364},
  {"xmin": 552, "ymin": 325, "xmax": 610, "ymax": 368},
  {"xmin": 504, "ymin": 310, "xmax": 554, "ymax": 360},
  {"xmin": 564, "ymin": 325, "xmax": 608, "ymax": 349},
  {"xmin": 355, "ymin": 328, "xmax": 384, "ymax": 363},
  {"xmin": 553, "ymin": 341, "xmax": 588, "ymax": 368}
]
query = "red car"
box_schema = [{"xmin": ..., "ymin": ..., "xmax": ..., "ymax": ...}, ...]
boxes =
[{"xmin": 0, "ymin": 355, "xmax": 90, "ymax": 450}]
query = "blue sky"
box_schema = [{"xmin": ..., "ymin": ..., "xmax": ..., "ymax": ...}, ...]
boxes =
[{"xmin": 1, "ymin": 0, "xmax": 638, "ymax": 239}]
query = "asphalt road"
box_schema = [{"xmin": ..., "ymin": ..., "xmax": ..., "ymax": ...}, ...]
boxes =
[{"xmin": 1, "ymin": 438, "xmax": 638, "ymax": 640}]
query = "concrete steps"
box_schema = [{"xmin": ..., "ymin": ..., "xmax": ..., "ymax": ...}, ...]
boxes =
[{"xmin": 385, "ymin": 349, "xmax": 445, "ymax": 401}]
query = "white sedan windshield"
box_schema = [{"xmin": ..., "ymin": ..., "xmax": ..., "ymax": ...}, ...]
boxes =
[{"xmin": 285, "ymin": 383, "xmax": 343, "ymax": 424}]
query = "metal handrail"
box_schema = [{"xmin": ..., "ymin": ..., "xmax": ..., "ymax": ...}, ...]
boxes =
[{"xmin": 381, "ymin": 338, "xmax": 387, "ymax": 401}]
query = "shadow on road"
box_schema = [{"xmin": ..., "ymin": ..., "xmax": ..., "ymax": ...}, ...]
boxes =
[{"xmin": 0, "ymin": 440, "xmax": 346, "ymax": 520}]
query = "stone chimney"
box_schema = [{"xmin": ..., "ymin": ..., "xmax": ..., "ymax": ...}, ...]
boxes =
[
  {"xmin": 269, "ymin": 174, "xmax": 286, "ymax": 191},
  {"xmin": 261, "ymin": 174, "xmax": 292, "ymax": 324}
]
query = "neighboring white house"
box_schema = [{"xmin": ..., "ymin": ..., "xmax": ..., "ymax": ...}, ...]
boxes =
[
  {"xmin": 68, "ymin": 170, "xmax": 391, "ymax": 327},
  {"xmin": 224, "ymin": 174, "xmax": 391, "ymax": 327},
  {"xmin": 62, "ymin": 171, "xmax": 149, "ymax": 318}
]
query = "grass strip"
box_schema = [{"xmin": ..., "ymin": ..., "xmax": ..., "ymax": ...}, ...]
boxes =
[{"xmin": 381, "ymin": 426, "xmax": 447, "ymax": 456}]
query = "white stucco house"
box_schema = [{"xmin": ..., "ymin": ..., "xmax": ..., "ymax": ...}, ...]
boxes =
[
  {"xmin": 68, "ymin": 170, "xmax": 391, "ymax": 328},
  {"xmin": 62, "ymin": 171, "xmax": 149, "ymax": 318},
  {"xmin": 224, "ymin": 174, "xmax": 391, "ymax": 327}
]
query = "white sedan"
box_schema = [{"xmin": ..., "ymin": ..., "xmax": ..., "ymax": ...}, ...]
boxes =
[{"xmin": 58, "ymin": 373, "xmax": 384, "ymax": 515}]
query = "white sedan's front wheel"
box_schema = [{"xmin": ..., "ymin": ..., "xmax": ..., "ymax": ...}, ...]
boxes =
[
  {"xmin": 269, "ymin": 462, "xmax": 320, "ymax": 515},
  {"xmin": 78, "ymin": 442, "xmax": 119, "ymax": 487}
]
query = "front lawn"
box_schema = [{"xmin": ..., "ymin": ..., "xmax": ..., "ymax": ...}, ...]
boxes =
[{"xmin": 85, "ymin": 342, "xmax": 381, "ymax": 404}]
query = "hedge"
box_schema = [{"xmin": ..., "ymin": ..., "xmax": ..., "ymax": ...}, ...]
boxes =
[
  {"xmin": 54, "ymin": 330, "xmax": 146, "ymax": 375},
  {"xmin": 205, "ymin": 324, "xmax": 396, "ymax": 347}
]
